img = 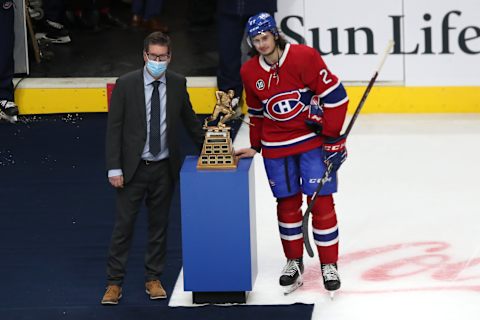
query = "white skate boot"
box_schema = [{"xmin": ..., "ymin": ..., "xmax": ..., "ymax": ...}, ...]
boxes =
[
  {"xmin": 0, "ymin": 100, "xmax": 19, "ymax": 123},
  {"xmin": 279, "ymin": 258, "xmax": 304, "ymax": 295}
]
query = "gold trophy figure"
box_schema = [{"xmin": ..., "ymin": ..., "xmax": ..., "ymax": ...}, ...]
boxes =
[
  {"xmin": 203, "ymin": 90, "xmax": 236, "ymax": 129},
  {"xmin": 197, "ymin": 90, "xmax": 238, "ymax": 170}
]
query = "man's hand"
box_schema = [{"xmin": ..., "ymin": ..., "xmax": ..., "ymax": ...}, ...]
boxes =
[
  {"xmin": 235, "ymin": 148, "xmax": 258, "ymax": 159},
  {"xmin": 323, "ymin": 135, "xmax": 347, "ymax": 172},
  {"xmin": 109, "ymin": 175, "xmax": 124, "ymax": 188}
]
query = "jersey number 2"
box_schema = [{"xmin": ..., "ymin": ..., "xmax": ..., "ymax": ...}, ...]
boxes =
[{"xmin": 320, "ymin": 69, "xmax": 333, "ymax": 84}]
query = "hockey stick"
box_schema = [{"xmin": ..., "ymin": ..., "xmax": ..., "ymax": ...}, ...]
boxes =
[
  {"xmin": 302, "ymin": 40, "xmax": 395, "ymax": 257},
  {"xmin": 25, "ymin": 0, "xmax": 42, "ymax": 64},
  {"xmin": 238, "ymin": 116, "xmax": 255, "ymax": 126}
]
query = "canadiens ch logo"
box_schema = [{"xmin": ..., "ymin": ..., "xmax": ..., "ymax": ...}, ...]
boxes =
[
  {"xmin": 265, "ymin": 90, "xmax": 305, "ymax": 121},
  {"xmin": 3, "ymin": 1, "xmax": 13, "ymax": 9},
  {"xmin": 256, "ymin": 79, "xmax": 265, "ymax": 90}
]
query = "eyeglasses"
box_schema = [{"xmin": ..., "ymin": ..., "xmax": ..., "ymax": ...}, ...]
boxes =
[{"xmin": 146, "ymin": 52, "xmax": 170, "ymax": 61}]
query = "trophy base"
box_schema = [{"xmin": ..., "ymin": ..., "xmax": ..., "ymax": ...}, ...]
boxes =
[
  {"xmin": 197, "ymin": 126, "xmax": 238, "ymax": 170},
  {"xmin": 196, "ymin": 154, "xmax": 238, "ymax": 170}
]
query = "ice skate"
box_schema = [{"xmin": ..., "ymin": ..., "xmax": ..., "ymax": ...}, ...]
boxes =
[
  {"xmin": 36, "ymin": 19, "xmax": 71, "ymax": 44},
  {"xmin": 0, "ymin": 100, "xmax": 19, "ymax": 123},
  {"xmin": 279, "ymin": 258, "xmax": 304, "ymax": 295},
  {"xmin": 321, "ymin": 263, "xmax": 341, "ymax": 299}
]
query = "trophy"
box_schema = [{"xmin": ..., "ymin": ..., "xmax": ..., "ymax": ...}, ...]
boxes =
[{"xmin": 197, "ymin": 90, "xmax": 238, "ymax": 170}]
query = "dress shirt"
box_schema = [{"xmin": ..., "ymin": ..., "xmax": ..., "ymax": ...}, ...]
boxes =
[
  {"xmin": 142, "ymin": 67, "xmax": 169, "ymax": 161},
  {"xmin": 108, "ymin": 68, "xmax": 169, "ymax": 178}
]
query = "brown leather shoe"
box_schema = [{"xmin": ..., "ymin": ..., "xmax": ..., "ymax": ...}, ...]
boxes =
[
  {"xmin": 101, "ymin": 284, "xmax": 122, "ymax": 305},
  {"xmin": 145, "ymin": 280, "xmax": 167, "ymax": 299},
  {"xmin": 131, "ymin": 14, "xmax": 143, "ymax": 28},
  {"xmin": 143, "ymin": 18, "xmax": 169, "ymax": 33}
]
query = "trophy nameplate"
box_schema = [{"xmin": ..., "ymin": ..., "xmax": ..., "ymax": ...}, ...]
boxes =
[
  {"xmin": 197, "ymin": 90, "xmax": 238, "ymax": 170},
  {"xmin": 197, "ymin": 127, "xmax": 238, "ymax": 169}
]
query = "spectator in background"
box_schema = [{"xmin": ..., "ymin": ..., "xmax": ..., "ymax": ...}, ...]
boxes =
[
  {"xmin": 131, "ymin": 0, "xmax": 168, "ymax": 32},
  {"xmin": 216, "ymin": 0, "xmax": 277, "ymax": 115},
  {"xmin": 97, "ymin": 0, "xmax": 127, "ymax": 28},
  {"xmin": 39, "ymin": 0, "xmax": 71, "ymax": 43},
  {"xmin": 186, "ymin": 0, "xmax": 215, "ymax": 31},
  {"xmin": 0, "ymin": 0, "xmax": 19, "ymax": 122},
  {"xmin": 66, "ymin": 0, "xmax": 126, "ymax": 32}
]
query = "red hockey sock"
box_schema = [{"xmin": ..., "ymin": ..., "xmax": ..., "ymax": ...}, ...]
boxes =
[
  {"xmin": 308, "ymin": 194, "xmax": 339, "ymax": 264},
  {"xmin": 277, "ymin": 193, "xmax": 303, "ymax": 259}
]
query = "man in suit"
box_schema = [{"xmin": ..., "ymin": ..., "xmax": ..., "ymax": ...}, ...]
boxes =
[{"xmin": 102, "ymin": 31, "xmax": 204, "ymax": 305}]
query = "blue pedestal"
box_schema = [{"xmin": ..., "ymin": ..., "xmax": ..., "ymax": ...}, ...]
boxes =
[{"xmin": 180, "ymin": 156, "xmax": 257, "ymax": 303}]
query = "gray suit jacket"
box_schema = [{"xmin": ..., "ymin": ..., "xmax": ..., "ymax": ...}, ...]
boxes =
[{"xmin": 106, "ymin": 69, "xmax": 204, "ymax": 183}]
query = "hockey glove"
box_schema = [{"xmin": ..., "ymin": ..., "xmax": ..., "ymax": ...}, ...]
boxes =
[
  {"xmin": 323, "ymin": 134, "xmax": 347, "ymax": 172},
  {"xmin": 305, "ymin": 100, "xmax": 324, "ymax": 135}
]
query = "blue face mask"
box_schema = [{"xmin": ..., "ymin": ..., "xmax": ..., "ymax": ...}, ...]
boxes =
[{"xmin": 146, "ymin": 60, "xmax": 168, "ymax": 78}]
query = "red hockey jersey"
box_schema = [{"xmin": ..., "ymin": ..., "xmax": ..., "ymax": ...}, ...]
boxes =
[{"xmin": 240, "ymin": 43, "xmax": 349, "ymax": 158}]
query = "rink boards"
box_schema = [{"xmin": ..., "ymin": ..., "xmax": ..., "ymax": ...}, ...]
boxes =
[{"xmin": 13, "ymin": 77, "xmax": 480, "ymax": 115}]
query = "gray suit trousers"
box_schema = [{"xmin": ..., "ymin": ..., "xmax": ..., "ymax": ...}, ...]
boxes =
[{"xmin": 106, "ymin": 159, "xmax": 173, "ymax": 285}]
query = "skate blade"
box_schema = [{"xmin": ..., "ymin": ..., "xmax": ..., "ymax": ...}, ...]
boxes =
[
  {"xmin": 283, "ymin": 280, "xmax": 303, "ymax": 295},
  {"xmin": 328, "ymin": 290, "xmax": 339, "ymax": 300},
  {"xmin": 35, "ymin": 33, "xmax": 71, "ymax": 44},
  {"xmin": 45, "ymin": 36, "xmax": 71, "ymax": 44}
]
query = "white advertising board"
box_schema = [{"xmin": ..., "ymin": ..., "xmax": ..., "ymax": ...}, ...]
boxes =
[
  {"xmin": 276, "ymin": 0, "xmax": 480, "ymax": 86},
  {"xmin": 276, "ymin": 0, "xmax": 404, "ymax": 82},
  {"xmin": 403, "ymin": 0, "xmax": 480, "ymax": 86}
]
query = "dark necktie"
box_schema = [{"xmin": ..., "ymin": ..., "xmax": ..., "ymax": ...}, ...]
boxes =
[{"xmin": 149, "ymin": 81, "xmax": 161, "ymax": 157}]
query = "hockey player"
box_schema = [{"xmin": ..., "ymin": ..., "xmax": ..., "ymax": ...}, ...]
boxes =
[
  {"xmin": 0, "ymin": 0, "xmax": 19, "ymax": 123},
  {"xmin": 235, "ymin": 12, "xmax": 348, "ymax": 295}
]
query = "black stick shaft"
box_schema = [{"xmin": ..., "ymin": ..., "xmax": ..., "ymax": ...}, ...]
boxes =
[
  {"xmin": 302, "ymin": 163, "xmax": 333, "ymax": 257},
  {"xmin": 302, "ymin": 41, "xmax": 394, "ymax": 257},
  {"xmin": 344, "ymin": 72, "xmax": 378, "ymax": 136}
]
